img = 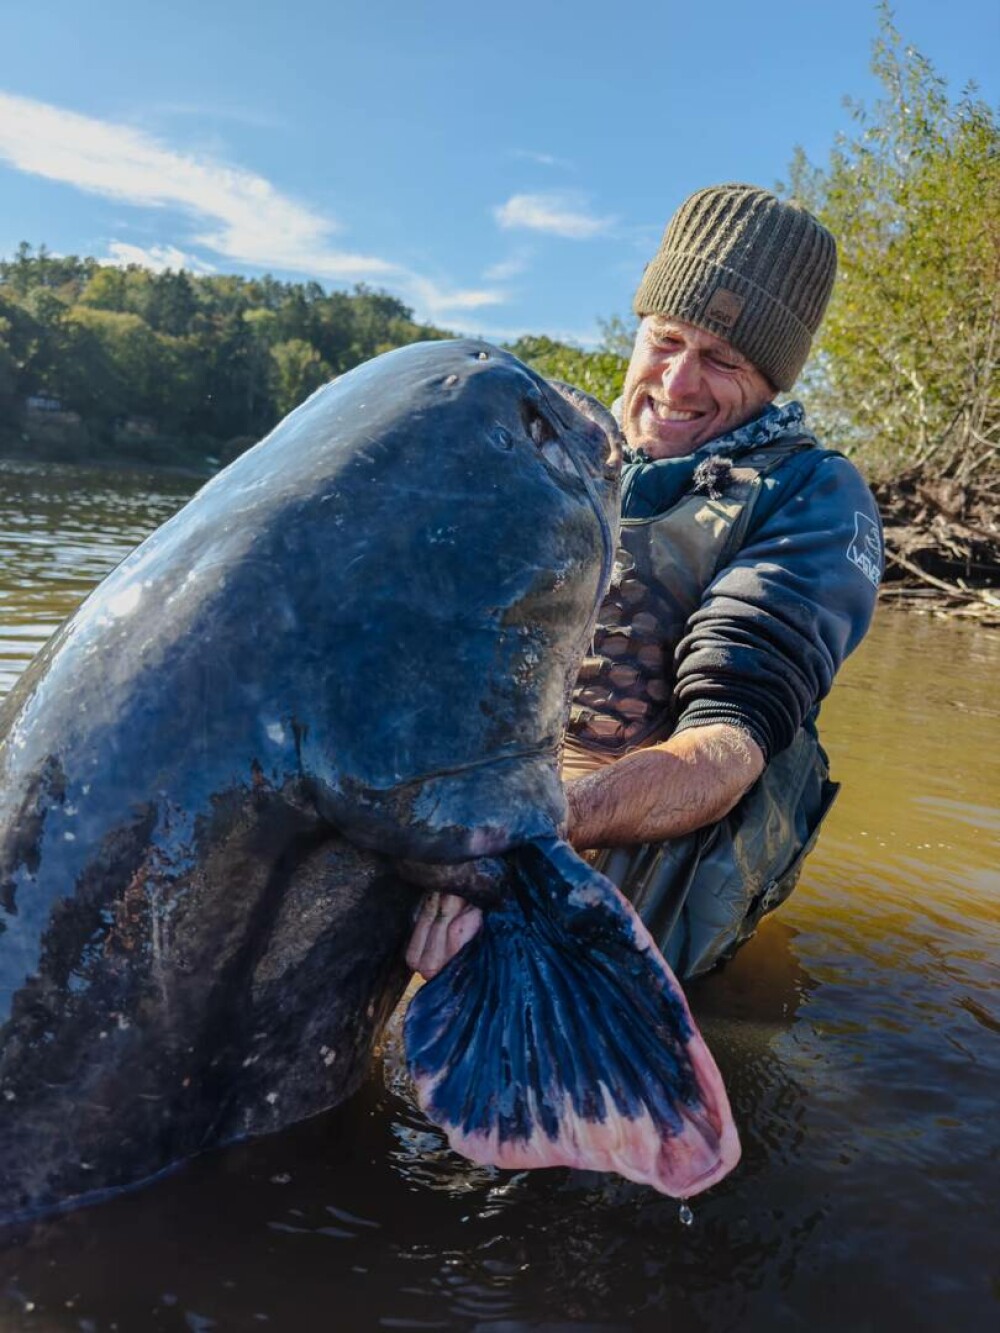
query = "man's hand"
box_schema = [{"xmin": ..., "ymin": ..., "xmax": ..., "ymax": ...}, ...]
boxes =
[
  {"xmin": 564, "ymin": 723, "xmax": 765, "ymax": 852},
  {"xmin": 406, "ymin": 891, "xmax": 482, "ymax": 979}
]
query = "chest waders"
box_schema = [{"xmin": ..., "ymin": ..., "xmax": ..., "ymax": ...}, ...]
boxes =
[{"xmin": 567, "ymin": 436, "xmax": 840, "ymax": 979}]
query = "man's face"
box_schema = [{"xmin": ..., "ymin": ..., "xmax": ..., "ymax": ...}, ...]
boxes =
[{"xmin": 620, "ymin": 316, "xmax": 776, "ymax": 458}]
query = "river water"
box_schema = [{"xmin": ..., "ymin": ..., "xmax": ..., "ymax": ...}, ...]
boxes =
[{"xmin": 0, "ymin": 459, "xmax": 997, "ymax": 1332}]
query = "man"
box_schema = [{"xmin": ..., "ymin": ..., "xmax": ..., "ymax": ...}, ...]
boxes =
[{"xmin": 562, "ymin": 183, "xmax": 881, "ymax": 979}]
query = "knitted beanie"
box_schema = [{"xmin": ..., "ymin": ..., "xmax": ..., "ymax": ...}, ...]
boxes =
[{"xmin": 633, "ymin": 184, "xmax": 837, "ymax": 390}]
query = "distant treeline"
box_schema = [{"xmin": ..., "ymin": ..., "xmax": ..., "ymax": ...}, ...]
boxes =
[
  {"xmin": 0, "ymin": 246, "xmax": 627, "ymax": 471},
  {"xmin": 0, "ymin": 250, "xmax": 451, "ymax": 468},
  {"xmin": 3, "ymin": 19, "xmax": 993, "ymax": 485}
]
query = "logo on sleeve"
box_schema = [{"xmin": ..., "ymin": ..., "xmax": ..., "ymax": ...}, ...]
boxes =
[{"xmin": 847, "ymin": 512, "xmax": 882, "ymax": 588}]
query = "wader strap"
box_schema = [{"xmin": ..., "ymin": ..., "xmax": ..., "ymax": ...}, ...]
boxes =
[{"xmin": 713, "ymin": 435, "xmax": 816, "ymax": 575}]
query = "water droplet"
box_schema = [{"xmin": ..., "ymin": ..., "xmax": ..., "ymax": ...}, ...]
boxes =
[{"xmin": 678, "ymin": 1203, "xmax": 694, "ymax": 1226}]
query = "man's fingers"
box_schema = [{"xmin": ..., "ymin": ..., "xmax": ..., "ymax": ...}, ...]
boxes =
[
  {"xmin": 406, "ymin": 892, "xmax": 483, "ymax": 979},
  {"xmin": 418, "ymin": 893, "xmax": 466, "ymax": 979},
  {"xmin": 446, "ymin": 902, "xmax": 483, "ymax": 961},
  {"xmin": 405, "ymin": 891, "xmax": 440, "ymax": 973}
]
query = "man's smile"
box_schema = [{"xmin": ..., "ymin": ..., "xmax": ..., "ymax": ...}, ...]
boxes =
[
  {"xmin": 621, "ymin": 317, "xmax": 777, "ymax": 458},
  {"xmin": 647, "ymin": 397, "xmax": 703, "ymax": 423}
]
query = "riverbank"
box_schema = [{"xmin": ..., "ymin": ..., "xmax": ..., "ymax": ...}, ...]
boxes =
[
  {"xmin": 0, "ymin": 447, "xmax": 214, "ymax": 488},
  {"xmin": 875, "ymin": 471, "xmax": 1000, "ymax": 626},
  {"xmin": 0, "ymin": 416, "xmax": 243, "ymax": 478}
]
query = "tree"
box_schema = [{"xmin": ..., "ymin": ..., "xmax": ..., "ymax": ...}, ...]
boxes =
[
  {"xmin": 782, "ymin": 6, "xmax": 999, "ymax": 482},
  {"xmin": 0, "ymin": 293, "xmax": 57, "ymax": 404},
  {"xmin": 506, "ymin": 335, "xmax": 629, "ymax": 408},
  {"xmin": 596, "ymin": 314, "xmax": 637, "ymax": 361},
  {"xmin": 0, "ymin": 248, "xmax": 451, "ymax": 461},
  {"xmin": 0, "ymin": 244, "xmax": 95, "ymax": 302},
  {"xmin": 270, "ymin": 339, "xmax": 332, "ymax": 417},
  {"xmin": 0, "ymin": 316, "xmax": 19, "ymax": 408},
  {"xmin": 78, "ymin": 266, "xmax": 129, "ymax": 314}
]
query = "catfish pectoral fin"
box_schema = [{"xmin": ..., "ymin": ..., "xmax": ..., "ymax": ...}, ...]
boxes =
[{"xmin": 403, "ymin": 836, "xmax": 740, "ymax": 1198}]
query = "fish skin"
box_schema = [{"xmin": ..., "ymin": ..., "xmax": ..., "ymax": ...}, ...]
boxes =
[
  {"xmin": 0, "ymin": 339, "xmax": 622, "ymax": 1222},
  {"xmin": 0, "ymin": 337, "xmax": 739, "ymax": 1217}
]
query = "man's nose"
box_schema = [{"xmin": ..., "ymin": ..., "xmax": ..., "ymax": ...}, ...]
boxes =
[{"xmin": 661, "ymin": 349, "xmax": 701, "ymax": 399}]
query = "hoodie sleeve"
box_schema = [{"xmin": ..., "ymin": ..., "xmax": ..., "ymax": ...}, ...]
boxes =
[{"xmin": 671, "ymin": 452, "xmax": 882, "ymax": 762}]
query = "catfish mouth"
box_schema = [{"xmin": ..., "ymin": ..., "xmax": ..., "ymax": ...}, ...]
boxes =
[
  {"xmin": 541, "ymin": 379, "xmax": 624, "ymax": 480},
  {"xmin": 325, "ymin": 744, "xmax": 568, "ymax": 865},
  {"xmin": 532, "ymin": 422, "xmax": 580, "ymax": 480},
  {"xmin": 528, "ymin": 379, "xmax": 622, "ymax": 607},
  {"xmin": 372, "ymin": 740, "xmax": 559, "ymax": 793}
]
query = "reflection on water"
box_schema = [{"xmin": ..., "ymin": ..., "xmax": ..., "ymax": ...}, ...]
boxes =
[
  {"xmin": 1, "ymin": 461, "xmax": 998, "ymax": 1331},
  {"xmin": 0, "ymin": 461, "xmax": 198, "ymax": 697}
]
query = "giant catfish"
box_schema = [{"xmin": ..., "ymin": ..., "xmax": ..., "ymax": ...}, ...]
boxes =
[{"xmin": 0, "ymin": 340, "xmax": 739, "ymax": 1223}]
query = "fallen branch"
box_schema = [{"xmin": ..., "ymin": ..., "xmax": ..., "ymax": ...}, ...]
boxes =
[
  {"xmin": 878, "ymin": 585, "xmax": 942, "ymax": 598},
  {"xmin": 884, "ymin": 547, "xmax": 1000, "ymax": 607}
]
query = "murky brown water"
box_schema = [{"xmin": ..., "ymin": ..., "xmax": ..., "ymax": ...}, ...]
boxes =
[{"xmin": 0, "ymin": 459, "xmax": 997, "ymax": 1332}]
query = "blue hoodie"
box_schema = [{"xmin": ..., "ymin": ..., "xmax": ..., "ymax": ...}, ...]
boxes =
[{"xmin": 616, "ymin": 400, "xmax": 882, "ymax": 761}]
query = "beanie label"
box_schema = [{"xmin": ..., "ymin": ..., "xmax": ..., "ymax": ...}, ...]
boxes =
[{"xmin": 705, "ymin": 287, "xmax": 744, "ymax": 330}]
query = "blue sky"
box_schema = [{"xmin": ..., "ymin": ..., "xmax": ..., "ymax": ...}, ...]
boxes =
[{"xmin": 1, "ymin": 0, "xmax": 996, "ymax": 345}]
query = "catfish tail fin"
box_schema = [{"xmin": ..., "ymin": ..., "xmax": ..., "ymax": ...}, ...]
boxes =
[{"xmin": 403, "ymin": 836, "xmax": 740, "ymax": 1197}]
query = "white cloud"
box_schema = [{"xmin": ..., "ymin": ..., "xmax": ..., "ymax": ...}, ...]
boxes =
[
  {"xmin": 414, "ymin": 313, "xmax": 602, "ymax": 348},
  {"xmin": 0, "ymin": 90, "xmax": 517, "ymax": 326},
  {"xmin": 104, "ymin": 241, "xmax": 216, "ymax": 274},
  {"xmin": 483, "ymin": 251, "xmax": 531, "ymax": 282},
  {"xmin": 144, "ymin": 101, "xmax": 288, "ymax": 132},
  {"xmin": 512, "ymin": 149, "xmax": 574, "ymax": 171},
  {"xmin": 494, "ymin": 192, "xmax": 613, "ymax": 240},
  {"xmin": 0, "ymin": 91, "xmax": 394, "ymax": 279},
  {"xmin": 404, "ymin": 276, "xmax": 508, "ymax": 324}
]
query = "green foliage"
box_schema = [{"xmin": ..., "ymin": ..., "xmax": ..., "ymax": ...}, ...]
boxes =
[
  {"xmin": 66, "ymin": 308, "xmax": 168, "ymax": 417},
  {"xmin": 271, "ymin": 339, "xmax": 332, "ymax": 417},
  {"xmin": 0, "ymin": 295, "xmax": 46, "ymax": 403},
  {"xmin": 783, "ymin": 6, "xmax": 999, "ymax": 482},
  {"xmin": 596, "ymin": 314, "xmax": 638, "ymax": 361},
  {"xmin": 505, "ymin": 334, "xmax": 629, "ymax": 408},
  {"xmin": 0, "ymin": 243, "xmax": 635, "ymax": 468},
  {"xmin": 0, "ymin": 247, "xmax": 454, "ymax": 467},
  {"xmin": 0, "ymin": 322, "xmax": 18, "ymax": 403}
]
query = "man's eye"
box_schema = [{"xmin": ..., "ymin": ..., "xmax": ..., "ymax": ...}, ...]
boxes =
[{"xmin": 709, "ymin": 354, "xmax": 740, "ymax": 371}]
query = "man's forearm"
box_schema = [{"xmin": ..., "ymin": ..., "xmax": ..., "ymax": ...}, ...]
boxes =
[{"xmin": 564, "ymin": 723, "xmax": 765, "ymax": 851}]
